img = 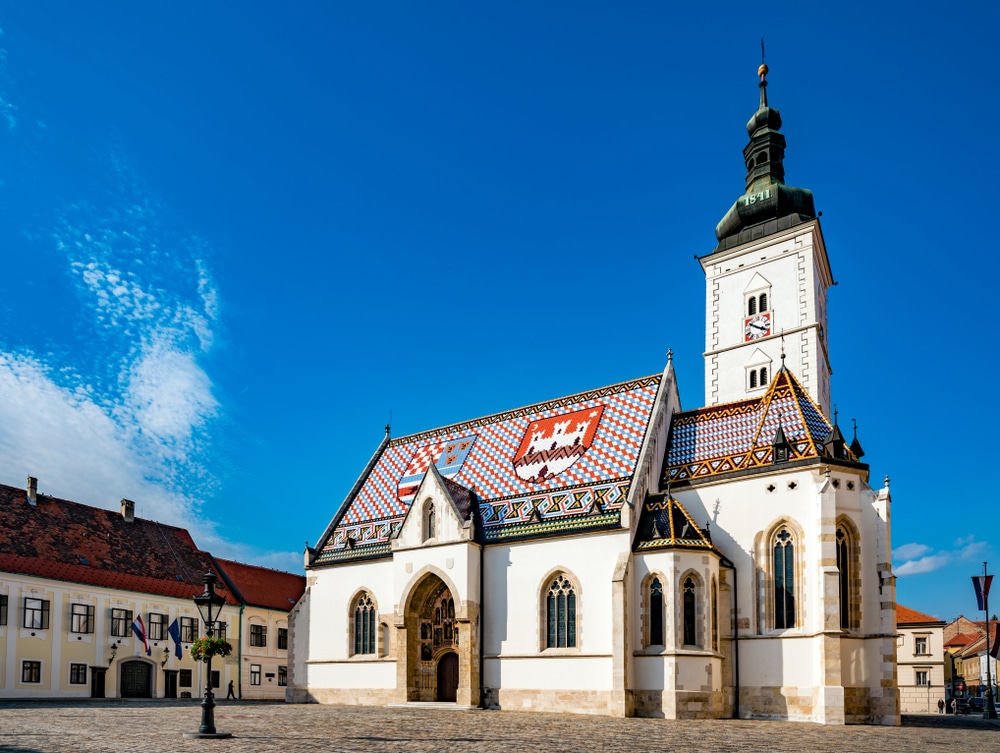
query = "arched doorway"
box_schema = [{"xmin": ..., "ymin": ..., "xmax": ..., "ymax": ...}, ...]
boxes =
[
  {"xmin": 120, "ymin": 660, "xmax": 152, "ymax": 698},
  {"xmin": 436, "ymin": 652, "xmax": 458, "ymax": 702},
  {"xmin": 406, "ymin": 575, "xmax": 460, "ymax": 702}
]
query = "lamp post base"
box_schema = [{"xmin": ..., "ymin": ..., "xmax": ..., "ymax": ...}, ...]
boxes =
[{"xmin": 183, "ymin": 732, "xmax": 233, "ymax": 739}]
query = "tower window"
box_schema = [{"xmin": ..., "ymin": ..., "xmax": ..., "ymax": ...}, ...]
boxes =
[
  {"xmin": 758, "ymin": 293, "xmax": 767, "ymax": 312},
  {"xmin": 748, "ymin": 297, "xmax": 757, "ymax": 316},
  {"xmin": 756, "ymin": 152, "xmax": 768, "ymax": 165},
  {"xmin": 749, "ymin": 370, "xmax": 758, "ymax": 389},
  {"xmin": 759, "ymin": 367, "xmax": 767, "ymax": 384}
]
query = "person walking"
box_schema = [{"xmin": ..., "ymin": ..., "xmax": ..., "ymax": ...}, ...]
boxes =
[
  {"xmin": 937, "ymin": 698, "xmax": 944, "ymax": 714},
  {"xmin": 226, "ymin": 680, "xmax": 236, "ymax": 700}
]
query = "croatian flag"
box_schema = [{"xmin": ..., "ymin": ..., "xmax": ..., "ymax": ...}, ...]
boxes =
[
  {"xmin": 131, "ymin": 614, "xmax": 151, "ymax": 656},
  {"xmin": 167, "ymin": 618, "xmax": 183, "ymax": 659},
  {"xmin": 972, "ymin": 575, "xmax": 993, "ymax": 611}
]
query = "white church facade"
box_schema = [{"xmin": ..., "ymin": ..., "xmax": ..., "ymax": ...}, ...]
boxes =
[{"xmin": 288, "ymin": 65, "xmax": 900, "ymax": 725}]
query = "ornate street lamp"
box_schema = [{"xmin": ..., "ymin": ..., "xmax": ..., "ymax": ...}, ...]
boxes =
[{"xmin": 183, "ymin": 572, "xmax": 232, "ymax": 740}]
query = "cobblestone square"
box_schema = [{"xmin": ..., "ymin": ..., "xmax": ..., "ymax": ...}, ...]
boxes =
[{"xmin": 0, "ymin": 701, "xmax": 997, "ymax": 753}]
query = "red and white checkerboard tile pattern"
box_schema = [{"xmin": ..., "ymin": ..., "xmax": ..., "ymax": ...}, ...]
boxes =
[{"xmin": 327, "ymin": 376, "xmax": 661, "ymax": 550}]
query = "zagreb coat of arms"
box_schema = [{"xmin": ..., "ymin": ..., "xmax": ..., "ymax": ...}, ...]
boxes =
[{"xmin": 512, "ymin": 405, "xmax": 605, "ymax": 484}]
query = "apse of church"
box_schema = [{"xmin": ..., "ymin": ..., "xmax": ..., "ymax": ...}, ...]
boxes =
[{"xmin": 288, "ymin": 63, "xmax": 899, "ymax": 726}]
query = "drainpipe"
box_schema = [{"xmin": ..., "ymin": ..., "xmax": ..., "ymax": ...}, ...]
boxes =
[
  {"xmin": 237, "ymin": 603, "xmax": 245, "ymax": 699},
  {"xmin": 478, "ymin": 524, "xmax": 485, "ymax": 709},
  {"xmin": 720, "ymin": 556, "xmax": 739, "ymax": 719}
]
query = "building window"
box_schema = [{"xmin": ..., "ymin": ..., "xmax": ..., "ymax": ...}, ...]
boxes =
[
  {"xmin": 746, "ymin": 292, "xmax": 769, "ymax": 317},
  {"xmin": 749, "ymin": 369, "xmax": 758, "ymax": 389},
  {"xmin": 179, "ymin": 616, "xmax": 197, "ymax": 643},
  {"xmin": 148, "ymin": 613, "xmax": 168, "ymax": 641},
  {"xmin": 213, "ymin": 622, "xmax": 227, "ymax": 642},
  {"xmin": 278, "ymin": 627, "xmax": 288, "ymax": 650},
  {"xmin": 916, "ymin": 670, "xmax": 929, "ymax": 686},
  {"xmin": 70, "ymin": 603, "xmax": 95, "ymax": 634},
  {"xmin": 836, "ymin": 518, "xmax": 861, "ymax": 630},
  {"xmin": 649, "ymin": 577, "xmax": 664, "ymax": 646},
  {"xmin": 250, "ymin": 664, "xmax": 261, "ymax": 686},
  {"xmin": 70, "ymin": 663, "xmax": 88, "ymax": 685},
  {"xmin": 682, "ymin": 576, "xmax": 698, "ymax": 646},
  {"xmin": 0, "ymin": 594, "xmax": 7, "ymax": 626},
  {"xmin": 711, "ymin": 578, "xmax": 719, "ymax": 652},
  {"xmin": 211, "ymin": 670, "xmax": 220, "ymax": 689},
  {"xmin": 21, "ymin": 660, "xmax": 42, "ymax": 683},
  {"xmin": 110, "ymin": 608, "xmax": 132, "ymax": 637},
  {"xmin": 250, "ymin": 624, "xmax": 267, "ymax": 648},
  {"xmin": 23, "ymin": 597, "xmax": 50, "ymax": 630},
  {"xmin": 759, "ymin": 367, "xmax": 767, "ymax": 385},
  {"xmin": 915, "ymin": 636, "xmax": 929, "ymax": 655},
  {"xmin": 179, "ymin": 669, "xmax": 192, "ymax": 688},
  {"xmin": 546, "ymin": 574, "xmax": 577, "ymax": 649},
  {"xmin": 424, "ymin": 501, "xmax": 436, "ymax": 541},
  {"xmin": 278, "ymin": 666, "xmax": 287, "ymax": 686},
  {"xmin": 773, "ymin": 528, "xmax": 796, "ymax": 629},
  {"xmin": 353, "ymin": 593, "xmax": 376, "ymax": 655}
]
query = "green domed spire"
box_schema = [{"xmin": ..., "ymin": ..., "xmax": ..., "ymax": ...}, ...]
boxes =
[{"xmin": 713, "ymin": 63, "xmax": 816, "ymax": 252}]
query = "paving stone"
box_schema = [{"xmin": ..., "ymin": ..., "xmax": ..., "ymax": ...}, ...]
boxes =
[{"xmin": 0, "ymin": 701, "xmax": 995, "ymax": 753}]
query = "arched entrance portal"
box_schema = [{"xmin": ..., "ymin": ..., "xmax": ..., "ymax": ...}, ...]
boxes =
[
  {"xmin": 119, "ymin": 660, "xmax": 152, "ymax": 698},
  {"xmin": 436, "ymin": 652, "xmax": 458, "ymax": 702},
  {"xmin": 406, "ymin": 575, "xmax": 460, "ymax": 702}
]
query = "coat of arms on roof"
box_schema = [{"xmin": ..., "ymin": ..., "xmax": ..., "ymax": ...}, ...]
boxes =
[
  {"xmin": 512, "ymin": 405, "xmax": 605, "ymax": 484},
  {"xmin": 397, "ymin": 435, "xmax": 477, "ymax": 503}
]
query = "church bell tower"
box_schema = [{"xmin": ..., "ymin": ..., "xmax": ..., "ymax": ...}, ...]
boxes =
[{"xmin": 701, "ymin": 63, "xmax": 833, "ymax": 417}]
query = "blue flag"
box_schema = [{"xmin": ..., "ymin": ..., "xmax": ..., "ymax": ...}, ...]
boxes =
[{"xmin": 167, "ymin": 618, "xmax": 183, "ymax": 659}]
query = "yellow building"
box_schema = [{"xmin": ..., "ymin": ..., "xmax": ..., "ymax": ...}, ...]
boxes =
[{"xmin": 0, "ymin": 477, "xmax": 300, "ymax": 700}]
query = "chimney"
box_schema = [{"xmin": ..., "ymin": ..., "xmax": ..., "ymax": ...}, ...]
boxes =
[
  {"xmin": 26, "ymin": 476, "xmax": 38, "ymax": 507},
  {"xmin": 120, "ymin": 498, "xmax": 135, "ymax": 523}
]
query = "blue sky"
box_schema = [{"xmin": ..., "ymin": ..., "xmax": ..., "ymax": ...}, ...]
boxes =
[{"xmin": 0, "ymin": 3, "xmax": 996, "ymax": 621}]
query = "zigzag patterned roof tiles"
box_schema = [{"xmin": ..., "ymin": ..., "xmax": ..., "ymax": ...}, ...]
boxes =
[
  {"xmin": 663, "ymin": 367, "xmax": 836, "ymax": 484},
  {"xmin": 315, "ymin": 375, "xmax": 661, "ymax": 563}
]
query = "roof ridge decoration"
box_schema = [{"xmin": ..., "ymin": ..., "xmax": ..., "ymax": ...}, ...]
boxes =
[
  {"xmin": 663, "ymin": 367, "xmax": 847, "ymax": 485},
  {"xmin": 391, "ymin": 375, "xmax": 660, "ymax": 445},
  {"xmin": 313, "ymin": 375, "xmax": 663, "ymax": 565}
]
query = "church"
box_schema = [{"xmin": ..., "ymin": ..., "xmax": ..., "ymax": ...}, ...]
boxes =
[{"xmin": 287, "ymin": 64, "xmax": 900, "ymax": 726}]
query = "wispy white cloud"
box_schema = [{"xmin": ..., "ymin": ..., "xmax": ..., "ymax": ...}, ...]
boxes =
[
  {"xmin": 896, "ymin": 554, "xmax": 951, "ymax": 577},
  {"xmin": 893, "ymin": 536, "xmax": 991, "ymax": 577},
  {"xmin": 0, "ymin": 149, "xmax": 239, "ymax": 557},
  {"xmin": 893, "ymin": 542, "xmax": 931, "ymax": 561}
]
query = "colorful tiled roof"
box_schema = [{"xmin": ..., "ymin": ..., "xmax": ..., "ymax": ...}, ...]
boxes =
[
  {"xmin": 0, "ymin": 482, "xmax": 238, "ymax": 604},
  {"xmin": 663, "ymin": 367, "xmax": 839, "ymax": 484},
  {"xmin": 897, "ymin": 604, "xmax": 944, "ymax": 625},
  {"xmin": 634, "ymin": 495, "xmax": 719, "ymax": 554},
  {"xmin": 213, "ymin": 557, "xmax": 305, "ymax": 612},
  {"xmin": 315, "ymin": 375, "xmax": 662, "ymax": 564}
]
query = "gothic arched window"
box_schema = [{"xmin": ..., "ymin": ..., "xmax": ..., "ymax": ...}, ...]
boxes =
[
  {"xmin": 546, "ymin": 574, "xmax": 577, "ymax": 649},
  {"xmin": 649, "ymin": 577, "xmax": 664, "ymax": 646},
  {"xmin": 353, "ymin": 592, "xmax": 376, "ymax": 655},
  {"xmin": 773, "ymin": 529, "xmax": 795, "ymax": 630},
  {"xmin": 682, "ymin": 576, "xmax": 697, "ymax": 646},
  {"xmin": 836, "ymin": 519, "xmax": 861, "ymax": 630},
  {"xmin": 711, "ymin": 578, "xmax": 719, "ymax": 651}
]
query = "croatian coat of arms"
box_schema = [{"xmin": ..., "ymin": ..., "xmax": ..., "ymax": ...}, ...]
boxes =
[
  {"xmin": 512, "ymin": 405, "xmax": 604, "ymax": 484},
  {"xmin": 397, "ymin": 435, "xmax": 477, "ymax": 503}
]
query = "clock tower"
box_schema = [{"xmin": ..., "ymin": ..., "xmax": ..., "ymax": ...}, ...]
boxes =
[{"xmin": 701, "ymin": 64, "xmax": 833, "ymax": 417}]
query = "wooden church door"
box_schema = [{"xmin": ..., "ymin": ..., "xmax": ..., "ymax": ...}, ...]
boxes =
[{"xmin": 436, "ymin": 652, "xmax": 458, "ymax": 702}]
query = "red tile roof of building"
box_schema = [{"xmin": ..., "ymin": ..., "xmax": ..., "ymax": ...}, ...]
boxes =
[
  {"xmin": 0, "ymin": 481, "xmax": 239, "ymax": 604},
  {"xmin": 896, "ymin": 604, "xmax": 944, "ymax": 625},
  {"xmin": 213, "ymin": 557, "xmax": 305, "ymax": 611},
  {"xmin": 944, "ymin": 632, "xmax": 976, "ymax": 648}
]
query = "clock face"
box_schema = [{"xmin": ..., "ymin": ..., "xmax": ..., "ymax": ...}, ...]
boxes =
[{"xmin": 744, "ymin": 313, "xmax": 771, "ymax": 341}]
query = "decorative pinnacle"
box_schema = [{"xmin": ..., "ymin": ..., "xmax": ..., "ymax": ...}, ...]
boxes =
[
  {"xmin": 758, "ymin": 63, "xmax": 768, "ymax": 80},
  {"xmin": 666, "ymin": 348, "xmax": 673, "ymax": 364}
]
